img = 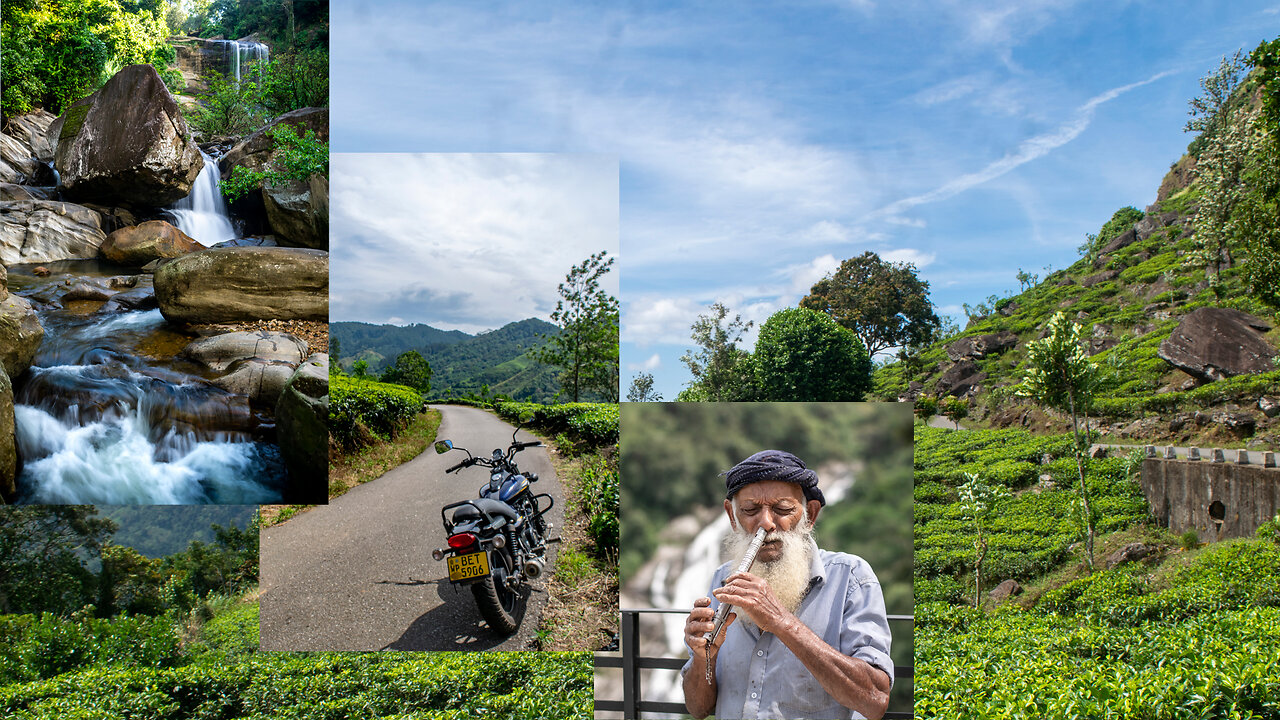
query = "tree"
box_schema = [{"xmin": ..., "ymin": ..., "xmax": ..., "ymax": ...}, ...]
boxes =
[
  {"xmin": 679, "ymin": 302, "xmax": 754, "ymax": 401},
  {"xmin": 1016, "ymin": 312, "xmax": 1103, "ymax": 570},
  {"xmin": 531, "ymin": 251, "xmax": 620, "ymax": 402},
  {"xmin": 352, "ymin": 359, "xmax": 369, "ymax": 378},
  {"xmin": 799, "ymin": 251, "xmax": 940, "ymax": 359},
  {"xmin": 913, "ymin": 395, "xmax": 938, "ymax": 423},
  {"xmin": 1242, "ymin": 39, "xmax": 1280, "ymax": 304},
  {"xmin": 1185, "ymin": 52, "xmax": 1251, "ymax": 283},
  {"xmin": 0, "ymin": 507, "xmax": 115, "ymax": 615},
  {"xmin": 957, "ymin": 473, "xmax": 1010, "ymax": 610},
  {"xmin": 753, "ymin": 307, "xmax": 871, "ymax": 402},
  {"xmin": 380, "ymin": 350, "xmax": 432, "ymax": 393},
  {"xmin": 939, "ymin": 395, "xmax": 969, "ymax": 430},
  {"xmin": 626, "ymin": 372, "xmax": 662, "ymax": 402}
]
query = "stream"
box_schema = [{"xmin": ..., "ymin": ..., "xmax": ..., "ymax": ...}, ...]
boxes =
[{"xmin": 10, "ymin": 151, "xmax": 286, "ymax": 504}]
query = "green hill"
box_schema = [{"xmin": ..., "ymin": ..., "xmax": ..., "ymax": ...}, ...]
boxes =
[
  {"xmin": 876, "ymin": 137, "xmax": 1280, "ymax": 450},
  {"xmin": 332, "ymin": 318, "xmax": 564, "ymax": 403},
  {"xmin": 101, "ymin": 506, "xmax": 257, "ymax": 558}
]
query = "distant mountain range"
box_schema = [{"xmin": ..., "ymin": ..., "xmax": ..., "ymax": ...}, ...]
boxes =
[{"xmin": 331, "ymin": 318, "xmax": 563, "ymax": 403}]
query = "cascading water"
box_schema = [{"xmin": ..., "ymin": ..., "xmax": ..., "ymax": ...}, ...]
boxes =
[
  {"xmin": 217, "ymin": 39, "xmax": 269, "ymax": 84},
  {"xmin": 167, "ymin": 150, "xmax": 237, "ymax": 246}
]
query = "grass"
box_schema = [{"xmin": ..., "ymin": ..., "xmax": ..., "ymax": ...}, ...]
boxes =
[
  {"xmin": 261, "ymin": 409, "xmax": 442, "ymax": 528},
  {"xmin": 537, "ymin": 446, "xmax": 620, "ymax": 652}
]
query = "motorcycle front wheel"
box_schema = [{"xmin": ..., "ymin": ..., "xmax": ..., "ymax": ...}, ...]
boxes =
[{"xmin": 471, "ymin": 549, "xmax": 521, "ymax": 634}]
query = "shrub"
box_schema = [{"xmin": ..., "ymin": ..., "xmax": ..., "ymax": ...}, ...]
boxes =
[
  {"xmin": 330, "ymin": 375, "xmax": 422, "ymax": 449},
  {"xmin": 222, "ymin": 123, "xmax": 329, "ymax": 200}
]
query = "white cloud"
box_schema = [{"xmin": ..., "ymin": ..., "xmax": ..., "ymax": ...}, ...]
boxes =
[
  {"xmin": 786, "ymin": 253, "xmax": 841, "ymax": 295},
  {"xmin": 623, "ymin": 296, "xmax": 703, "ymax": 346},
  {"xmin": 330, "ymin": 154, "xmax": 619, "ymax": 330},
  {"xmin": 643, "ymin": 353, "xmax": 661, "ymax": 370},
  {"xmin": 881, "ymin": 248, "xmax": 937, "ymax": 268}
]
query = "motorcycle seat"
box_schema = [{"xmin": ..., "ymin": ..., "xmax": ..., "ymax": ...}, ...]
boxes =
[{"xmin": 451, "ymin": 497, "xmax": 519, "ymax": 524}]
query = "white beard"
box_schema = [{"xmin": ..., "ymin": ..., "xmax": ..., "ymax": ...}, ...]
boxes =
[{"xmin": 722, "ymin": 507, "xmax": 815, "ymax": 624}]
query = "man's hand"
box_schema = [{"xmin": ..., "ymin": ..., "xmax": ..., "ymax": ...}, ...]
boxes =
[
  {"xmin": 711, "ymin": 571, "xmax": 791, "ymax": 634},
  {"xmin": 684, "ymin": 596, "xmax": 735, "ymax": 658}
]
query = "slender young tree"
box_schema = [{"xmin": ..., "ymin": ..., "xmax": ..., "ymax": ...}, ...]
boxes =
[
  {"xmin": 679, "ymin": 302, "xmax": 754, "ymax": 401},
  {"xmin": 626, "ymin": 372, "xmax": 662, "ymax": 402},
  {"xmin": 957, "ymin": 473, "xmax": 1010, "ymax": 610},
  {"xmin": 532, "ymin": 251, "xmax": 620, "ymax": 402},
  {"xmin": 1017, "ymin": 312, "xmax": 1102, "ymax": 570}
]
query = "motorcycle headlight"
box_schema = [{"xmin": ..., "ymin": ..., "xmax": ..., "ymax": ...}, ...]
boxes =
[{"xmin": 492, "ymin": 535, "xmax": 506, "ymax": 549}]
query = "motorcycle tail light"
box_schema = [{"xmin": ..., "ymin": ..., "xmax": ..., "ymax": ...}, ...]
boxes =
[{"xmin": 448, "ymin": 533, "xmax": 478, "ymax": 550}]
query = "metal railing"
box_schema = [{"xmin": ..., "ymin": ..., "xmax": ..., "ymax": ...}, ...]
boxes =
[{"xmin": 595, "ymin": 608, "xmax": 914, "ymax": 719}]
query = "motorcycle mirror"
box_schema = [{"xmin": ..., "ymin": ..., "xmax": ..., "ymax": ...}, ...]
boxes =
[{"xmin": 434, "ymin": 440, "xmax": 453, "ymax": 454}]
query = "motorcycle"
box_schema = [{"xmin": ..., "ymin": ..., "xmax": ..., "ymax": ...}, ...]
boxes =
[{"xmin": 431, "ymin": 428, "xmax": 555, "ymax": 634}]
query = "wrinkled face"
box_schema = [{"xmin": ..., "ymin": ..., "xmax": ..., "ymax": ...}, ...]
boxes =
[{"xmin": 724, "ymin": 479, "xmax": 819, "ymax": 563}]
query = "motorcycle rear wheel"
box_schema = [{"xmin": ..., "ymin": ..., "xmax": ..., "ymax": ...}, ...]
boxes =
[{"xmin": 471, "ymin": 550, "xmax": 520, "ymax": 634}]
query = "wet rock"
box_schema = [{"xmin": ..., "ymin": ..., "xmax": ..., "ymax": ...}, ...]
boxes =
[
  {"xmin": 218, "ymin": 107, "xmax": 328, "ymax": 178},
  {"xmin": 276, "ymin": 353, "xmax": 328, "ymax": 503},
  {"xmin": 263, "ymin": 173, "xmax": 328, "ymax": 250},
  {"xmin": 100, "ymin": 220, "xmax": 205, "ymax": 265},
  {"xmin": 0, "ymin": 294, "xmax": 44, "ymax": 376},
  {"xmin": 1157, "ymin": 308, "xmax": 1276, "ymax": 381},
  {"xmin": 98, "ymin": 285, "xmax": 157, "ymax": 313},
  {"xmin": 214, "ymin": 361, "xmax": 298, "ymax": 408},
  {"xmin": 988, "ymin": 579, "xmax": 1022, "ymax": 605},
  {"xmin": 211, "ymin": 236, "xmax": 279, "ymax": 248},
  {"xmin": 0, "ymin": 184, "xmax": 59, "ymax": 202},
  {"xmin": 154, "ymin": 246, "xmax": 328, "ymax": 323},
  {"xmin": 82, "ymin": 204, "xmax": 139, "ymax": 234},
  {"xmin": 4, "ymin": 110, "xmax": 58, "ymax": 163},
  {"xmin": 0, "ymin": 364, "xmax": 12, "ymax": 497},
  {"xmin": 0, "ymin": 199, "xmax": 107, "ymax": 264},
  {"xmin": 32, "ymin": 266, "xmax": 50, "ymax": 277},
  {"xmin": 0, "ymin": 133, "xmax": 40, "ymax": 183},
  {"xmin": 54, "ymin": 64, "xmax": 203, "ymax": 206},
  {"xmin": 61, "ymin": 281, "xmax": 115, "ymax": 303},
  {"xmin": 945, "ymin": 331, "xmax": 1018, "ymax": 361},
  {"xmin": 1106, "ymin": 543, "xmax": 1155, "ymax": 569},
  {"xmin": 182, "ymin": 331, "xmax": 308, "ymax": 373},
  {"xmin": 108, "ymin": 276, "xmax": 138, "ymax": 289}
]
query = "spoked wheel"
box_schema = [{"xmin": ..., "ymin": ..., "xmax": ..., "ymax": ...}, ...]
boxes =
[{"xmin": 471, "ymin": 549, "xmax": 524, "ymax": 634}]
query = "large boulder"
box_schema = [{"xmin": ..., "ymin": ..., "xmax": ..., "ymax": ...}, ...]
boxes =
[
  {"xmin": 263, "ymin": 173, "xmax": 328, "ymax": 249},
  {"xmin": 0, "ymin": 364, "xmax": 14, "ymax": 498},
  {"xmin": 154, "ymin": 246, "xmax": 328, "ymax": 323},
  {"xmin": 945, "ymin": 331, "xmax": 1018, "ymax": 361},
  {"xmin": 100, "ymin": 220, "xmax": 204, "ymax": 265},
  {"xmin": 0, "ymin": 294, "xmax": 44, "ymax": 376},
  {"xmin": 0, "ymin": 133, "xmax": 41, "ymax": 183},
  {"xmin": 183, "ymin": 331, "xmax": 308, "ymax": 408},
  {"xmin": 4, "ymin": 110, "xmax": 59, "ymax": 163},
  {"xmin": 938, "ymin": 359, "xmax": 987, "ymax": 397},
  {"xmin": 1158, "ymin": 308, "xmax": 1276, "ymax": 382},
  {"xmin": 0, "ymin": 263, "xmax": 6, "ymax": 302},
  {"xmin": 0, "ymin": 199, "xmax": 107, "ymax": 264},
  {"xmin": 0, "ymin": 184, "xmax": 59, "ymax": 202},
  {"xmin": 218, "ymin": 107, "xmax": 328, "ymax": 178},
  {"xmin": 276, "ymin": 353, "xmax": 328, "ymax": 502},
  {"xmin": 54, "ymin": 64, "xmax": 204, "ymax": 206}
]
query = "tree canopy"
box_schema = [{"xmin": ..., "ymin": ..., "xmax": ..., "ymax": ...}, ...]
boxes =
[
  {"xmin": 532, "ymin": 251, "xmax": 620, "ymax": 403},
  {"xmin": 799, "ymin": 251, "xmax": 940, "ymax": 358},
  {"xmin": 379, "ymin": 350, "xmax": 433, "ymax": 394},
  {"xmin": 753, "ymin": 307, "xmax": 871, "ymax": 402},
  {"xmin": 678, "ymin": 302, "xmax": 755, "ymax": 401}
]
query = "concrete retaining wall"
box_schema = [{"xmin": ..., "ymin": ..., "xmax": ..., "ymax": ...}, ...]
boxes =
[{"xmin": 1141, "ymin": 458, "xmax": 1280, "ymax": 541}]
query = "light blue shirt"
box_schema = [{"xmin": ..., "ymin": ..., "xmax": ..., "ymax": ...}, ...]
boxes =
[{"xmin": 683, "ymin": 539, "xmax": 894, "ymax": 720}]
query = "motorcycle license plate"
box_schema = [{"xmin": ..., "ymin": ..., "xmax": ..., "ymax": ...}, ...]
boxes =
[{"xmin": 448, "ymin": 551, "xmax": 490, "ymax": 582}]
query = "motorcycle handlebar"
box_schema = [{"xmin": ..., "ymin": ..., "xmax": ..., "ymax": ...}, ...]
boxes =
[{"xmin": 446, "ymin": 459, "xmax": 471, "ymax": 473}]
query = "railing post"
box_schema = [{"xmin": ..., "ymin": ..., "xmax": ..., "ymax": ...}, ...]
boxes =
[{"xmin": 622, "ymin": 609, "xmax": 640, "ymax": 719}]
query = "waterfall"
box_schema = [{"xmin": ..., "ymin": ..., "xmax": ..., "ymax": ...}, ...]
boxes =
[
  {"xmin": 220, "ymin": 39, "xmax": 269, "ymax": 84},
  {"xmin": 167, "ymin": 150, "xmax": 236, "ymax": 246}
]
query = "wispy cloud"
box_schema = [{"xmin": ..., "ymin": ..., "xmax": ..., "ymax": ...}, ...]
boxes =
[{"xmin": 872, "ymin": 69, "xmax": 1176, "ymax": 218}]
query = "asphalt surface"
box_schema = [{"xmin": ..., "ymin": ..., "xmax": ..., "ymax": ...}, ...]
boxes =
[{"xmin": 259, "ymin": 404, "xmax": 565, "ymax": 651}]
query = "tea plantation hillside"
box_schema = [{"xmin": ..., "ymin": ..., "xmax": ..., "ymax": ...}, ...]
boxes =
[
  {"xmin": 874, "ymin": 46, "xmax": 1280, "ymax": 452},
  {"xmin": 913, "ymin": 424, "xmax": 1280, "ymax": 719}
]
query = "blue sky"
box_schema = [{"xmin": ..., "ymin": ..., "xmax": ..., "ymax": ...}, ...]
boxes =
[{"xmin": 331, "ymin": 0, "xmax": 1280, "ymax": 399}]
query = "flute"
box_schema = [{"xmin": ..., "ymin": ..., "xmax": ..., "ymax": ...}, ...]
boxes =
[{"xmin": 704, "ymin": 527, "xmax": 768, "ymax": 683}]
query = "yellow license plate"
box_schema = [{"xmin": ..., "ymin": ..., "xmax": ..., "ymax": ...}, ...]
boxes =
[{"xmin": 447, "ymin": 551, "xmax": 490, "ymax": 582}]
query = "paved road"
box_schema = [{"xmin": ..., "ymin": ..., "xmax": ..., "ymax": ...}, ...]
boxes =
[{"xmin": 260, "ymin": 404, "xmax": 565, "ymax": 651}]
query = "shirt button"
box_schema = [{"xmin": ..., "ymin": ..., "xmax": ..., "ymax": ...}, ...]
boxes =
[{"xmin": 756, "ymin": 650, "xmax": 763, "ymax": 656}]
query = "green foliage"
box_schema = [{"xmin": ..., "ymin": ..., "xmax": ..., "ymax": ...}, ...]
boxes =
[
  {"xmin": 531, "ymin": 252, "xmax": 620, "ymax": 403},
  {"xmin": 799, "ymin": 250, "xmax": 941, "ymax": 358},
  {"xmin": 190, "ymin": 70, "xmax": 264, "ymax": 136},
  {"xmin": 0, "ymin": 507, "xmax": 116, "ymax": 617},
  {"xmin": 0, "ymin": 612, "xmax": 182, "ymax": 686},
  {"xmin": 222, "ymin": 123, "xmax": 329, "ymax": 200},
  {"xmin": 1, "ymin": 0, "xmax": 170, "ymax": 118},
  {"xmin": 939, "ymin": 395, "xmax": 968, "ymax": 429},
  {"xmin": 330, "ymin": 375, "xmax": 423, "ymax": 450},
  {"xmin": 198, "ymin": 602, "xmax": 258, "ymax": 655},
  {"xmin": 1098, "ymin": 206, "xmax": 1145, "ymax": 245},
  {"xmin": 574, "ymin": 456, "xmax": 619, "ymax": 557},
  {"xmin": 625, "ymin": 372, "xmax": 662, "ymax": 402},
  {"xmin": 493, "ymin": 402, "xmax": 618, "ymax": 448},
  {"xmin": 957, "ymin": 473, "xmax": 1011, "ymax": 608},
  {"xmin": 258, "ymin": 47, "xmax": 329, "ymax": 115},
  {"xmin": 753, "ymin": 307, "xmax": 871, "ymax": 401},
  {"xmin": 679, "ymin": 302, "xmax": 756, "ymax": 401},
  {"xmin": 379, "ymin": 350, "xmax": 432, "ymax": 394},
  {"xmin": 914, "ymin": 395, "xmax": 938, "ymax": 421}
]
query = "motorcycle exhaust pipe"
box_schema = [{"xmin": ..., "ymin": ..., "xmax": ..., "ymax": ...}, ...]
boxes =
[{"xmin": 522, "ymin": 556, "xmax": 545, "ymax": 579}]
